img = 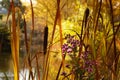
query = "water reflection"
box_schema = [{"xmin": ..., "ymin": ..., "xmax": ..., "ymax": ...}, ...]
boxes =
[
  {"xmin": 0, "ymin": 26, "xmax": 44, "ymax": 79},
  {"xmin": 0, "ymin": 53, "xmax": 13, "ymax": 80},
  {"xmin": 0, "ymin": 72, "xmax": 14, "ymax": 80},
  {"xmin": 0, "ymin": 53, "xmax": 11, "ymax": 72},
  {"xmin": 0, "ymin": 53, "xmax": 42, "ymax": 80}
]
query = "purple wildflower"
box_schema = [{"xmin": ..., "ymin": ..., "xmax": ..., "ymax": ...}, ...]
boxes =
[
  {"xmin": 71, "ymin": 40, "xmax": 76, "ymax": 48},
  {"xmin": 62, "ymin": 44, "xmax": 68, "ymax": 53},
  {"xmin": 85, "ymin": 60, "xmax": 91, "ymax": 65},
  {"xmin": 83, "ymin": 51, "xmax": 89, "ymax": 60},
  {"xmin": 67, "ymin": 47, "xmax": 73, "ymax": 53},
  {"xmin": 67, "ymin": 36, "xmax": 74, "ymax": 43},
  {"xmin": 86, "ymin": 67, "xmax": 93, "ymax": 73}
]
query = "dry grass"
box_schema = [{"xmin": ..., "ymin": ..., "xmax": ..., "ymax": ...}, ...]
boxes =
[{"xmin": 5, "ymin": 0, "xmax": 120, "ymax": 80}]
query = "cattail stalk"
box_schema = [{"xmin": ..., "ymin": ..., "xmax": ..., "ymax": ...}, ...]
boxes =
[
  {"xmin": 43, "ymin": 26, "xmax": 48, "ymax": 80},
  {"xmin": 10, "ymin": 0, "xmax": 19, "ymax": 80},
  {"xmin": 43, "ymin": 26, "xmax": 48, "ymax": 55}
]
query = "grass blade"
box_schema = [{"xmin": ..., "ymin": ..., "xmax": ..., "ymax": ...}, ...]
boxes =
[
  {"xmin": 109, "ymin": 0, "xmax": 118, "ymax": 79},
  {"xmin": 10, "ymin": 0, "xmax": 19, "ymax": 80},
  {"xmin": 35, "ymin": 55, "xmax": 40, "ymax": 80},
  {"xmin": 30, "ymin": 0, "xmax": 34, "ymax": 32},
  {"xmin": 42, "ymin": 26, "xmax": 49, "ymax": 80},
  {"xmin": 23, "ymin": 18, "xmax": 29, "ymax": 53}
]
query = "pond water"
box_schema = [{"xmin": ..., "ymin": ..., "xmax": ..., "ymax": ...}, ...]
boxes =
[
  {"xmin": 0, "ymin": 53, "xmax": 44, "ymax": 80},
  {"xmin": 0, "ymin": 52, "xmax": 43, "ymax": 80},
  {"xmin": 0, "ymin": 28, "xmax": 44, "ymax": 80},
  {"xmin": 0, "ymin": 53, "xmax": 13, "ymax": 80}
]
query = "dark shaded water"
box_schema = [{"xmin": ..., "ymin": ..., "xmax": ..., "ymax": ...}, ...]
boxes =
[
  {"xmin": 0, "ymin": 27, "xmax": 44, "ymax": 79},
  {"xmin": 0, "ymin": 53, "xmax": 13, "ymax": 80},
  {"xmin": 0, "ymin": 53, "xmax": 12, "ymax": 72}
]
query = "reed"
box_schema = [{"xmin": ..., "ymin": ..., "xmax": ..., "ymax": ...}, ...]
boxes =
[
  {"xmin": 4, "ymin": 0, "xmax": 120, "ymax": 80},
  {"xmin": 10, "ymin": 0, "xmax": 19, "ymax": 80},
  {"xmin": 25, "ymin": 0, "xmax": 35, "ymax": 79},
  {"xmin": 109, "ymin": 0, "xmax": 118, "ymax": 79},
  {"xmin": 42, "ymin": 26, "xmax": 49, "ymax": 80}
]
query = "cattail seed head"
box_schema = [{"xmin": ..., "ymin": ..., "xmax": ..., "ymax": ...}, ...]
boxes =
[{"xmin": 43, "ymin": 26, "xmax": 48, "ymax": 55}]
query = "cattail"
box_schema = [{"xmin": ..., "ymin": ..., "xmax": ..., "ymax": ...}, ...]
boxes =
[
  {"xmin": 81, "ymin": 8, "xmax": 90, "ymax": 39},
  {"xmin": 85, "ymin": 8, "xmax": 89, "ymax": 19},
  {"xmin": 43, "ymin": 26, "xmax": 48, "ymax": 55},
  {"xmin": 84, "ymin": 8, "xmax": 89, "ymax": 28}
]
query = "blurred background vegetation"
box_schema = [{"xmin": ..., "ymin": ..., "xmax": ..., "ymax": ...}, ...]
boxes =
[{"xmin": 0, "ymin": 0, "xmax": 120, "ymax": 80}]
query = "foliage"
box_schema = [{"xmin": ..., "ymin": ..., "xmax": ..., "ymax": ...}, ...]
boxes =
[
  {"xmin": 61, "ymin": 34, "xmax": 95, "ymax": 79},
  {"xmin": 0, "ymin": 24, "xmax": 11, "ymax": 53},
  {"xmin": 0, "ymin": 0, "xmax": 120, "ymax": 80}
]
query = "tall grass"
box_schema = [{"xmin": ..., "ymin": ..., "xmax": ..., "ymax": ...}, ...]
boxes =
[
  {"xmin": 5, "ymin": 0, "xmax": 120, "ymax": 80},
  {"xmin": 10, "ymin": 0, "xmax": 19, "ymax": 80},
  {"xmin": 6, "ymin": 0, "xmax": 35, "ymax": 80},
  {"xmin": 109, "ymin": 0, "xmax": 119, "ymax": 79},
  {"xmin": 42, "ymin": 26, "xmax": 49, "ymax": 80}
]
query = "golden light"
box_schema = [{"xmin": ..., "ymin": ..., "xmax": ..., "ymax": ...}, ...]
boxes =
[{"xmin": 20, "ymin": 0, "xmax": 37, "ymax": 6}]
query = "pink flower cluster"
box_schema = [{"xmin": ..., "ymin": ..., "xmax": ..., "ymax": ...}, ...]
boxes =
[
  {"xmin": 61, "ymin": 34, "xmax": 95, "ymax": 79},
  {"xmin": 62, "ymin": 34, "xmax": 80, "ymax": 54}
]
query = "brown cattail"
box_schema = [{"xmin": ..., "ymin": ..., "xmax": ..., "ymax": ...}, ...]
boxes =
[
  {"xmin": 84, "ymin": 8, "xmax": 89, "ymax": 28},
  {"xmin": 43, "ymin": 26, "xmax": 48, "ymax": 55},
  {"xmin": 81, "ymin": 8, "xmax": 90, "ymax": 39}
]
